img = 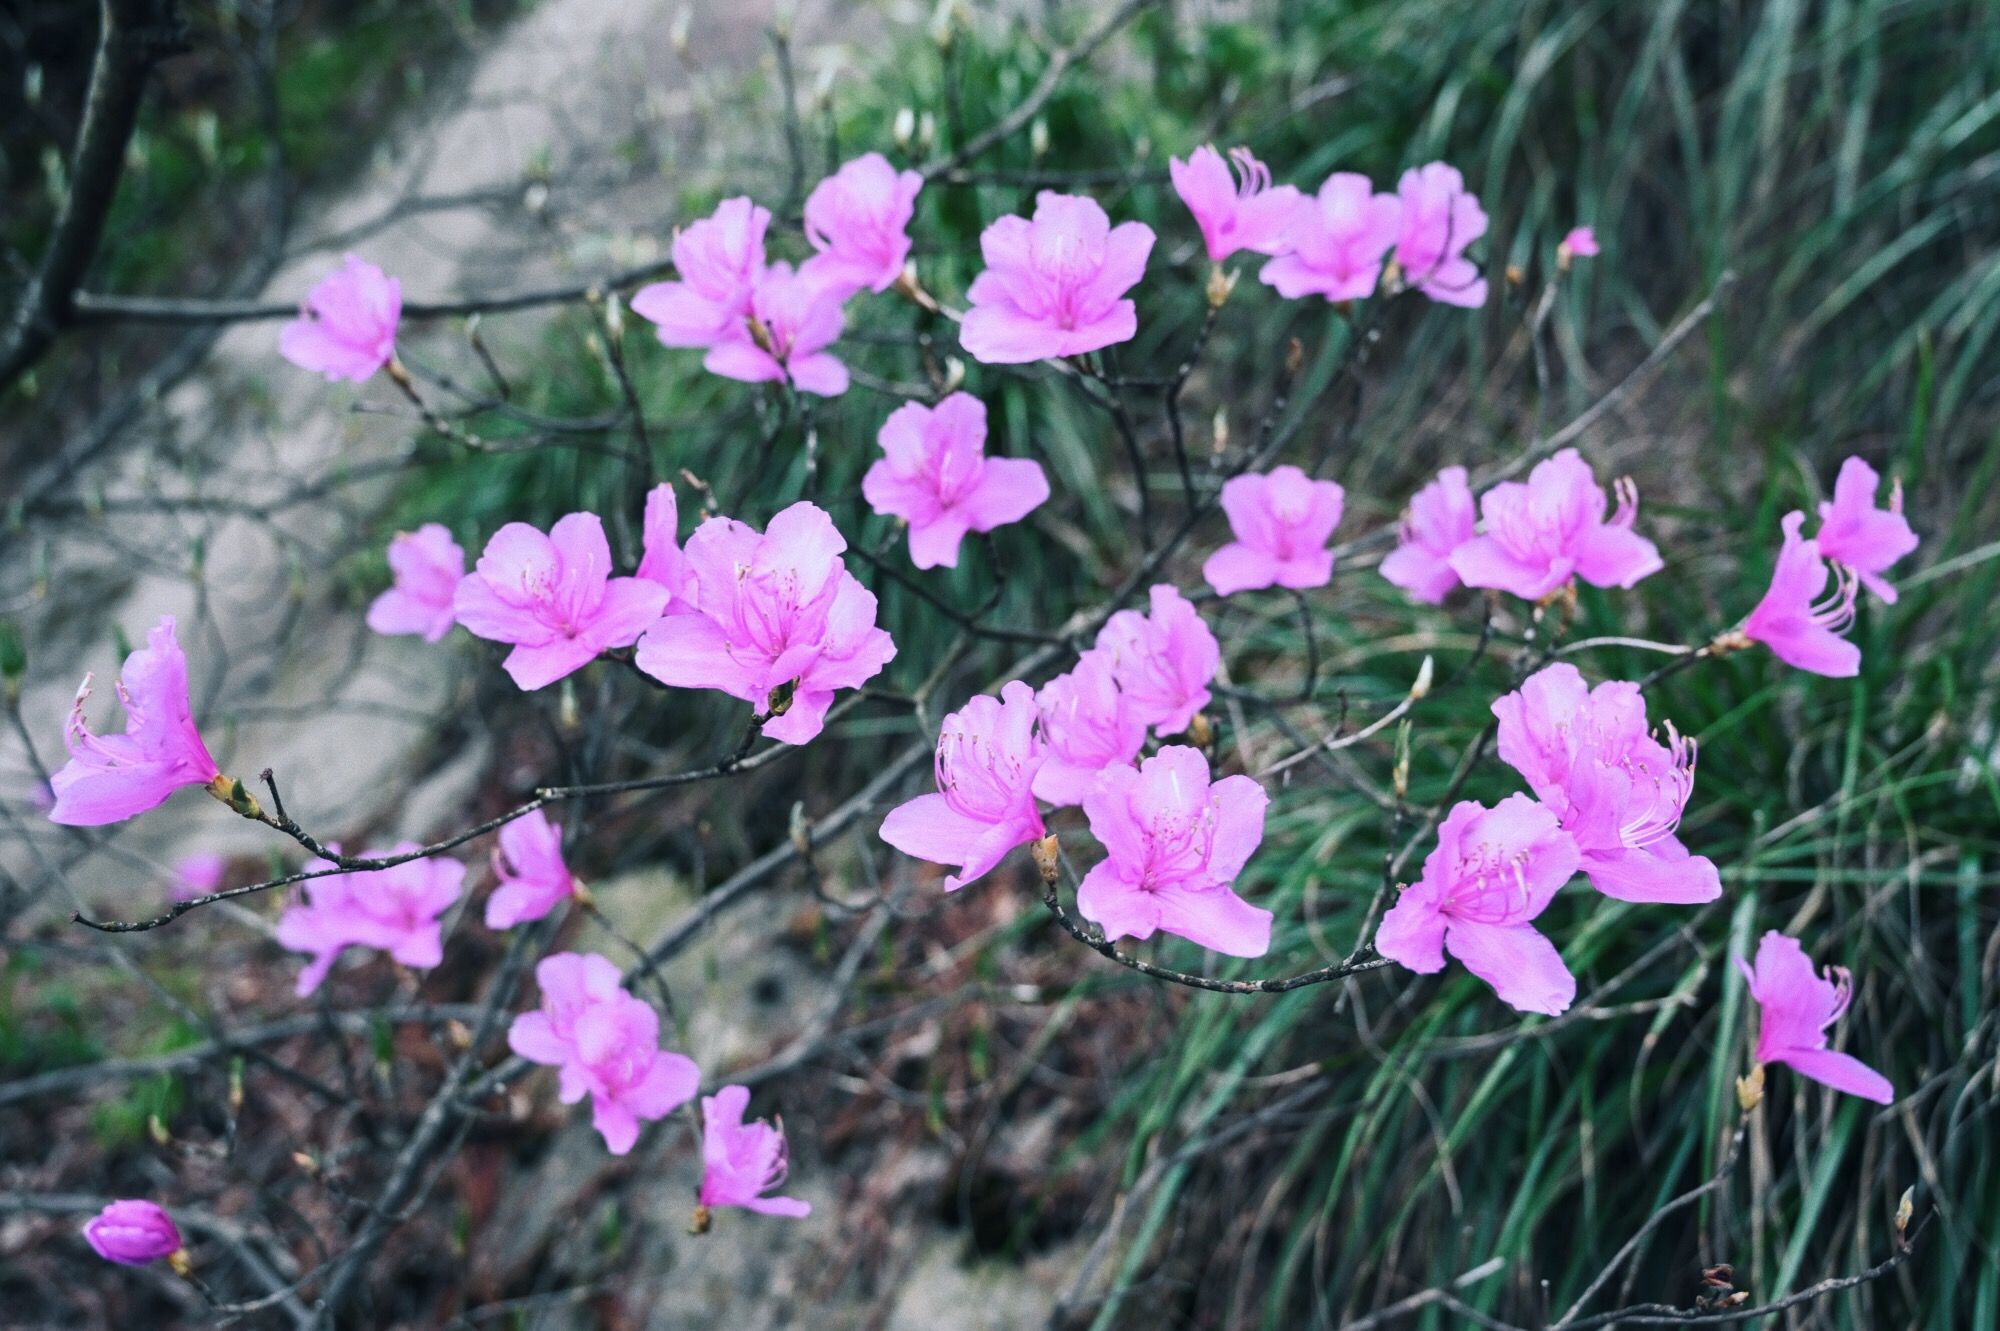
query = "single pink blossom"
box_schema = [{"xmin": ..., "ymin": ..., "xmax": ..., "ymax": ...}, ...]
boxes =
[
  {"xmin": 630, "ymin": 197, "xmax": 770, "ymax": 348},
  {"xmin": 702, "ymin": 262, "xmax": 850, "ymax": 397},
  {"xmin": 861, "ymin": 393, "xmax": 1049, "ymax": 569},
  {"xmin": 1740, "ymin": 511, "xmax": 1860, "ymax": 678},
  {"xmin": 278, "ymin": 253, "xmax": 401, "ymax": 382},
  {"xmin": 1738, "ymin": 931, "xmax": 1894, "ymax": 1103},
  {"xmin": 1559, "ymin": 226, "xmax": 1599, "ymax": 260},
  {"xmin": 960, "ymin": 192, "xmax": 1154, "ymax": 364},
  {"xmin": 82, "ymin": 1200, "xmax": 183, "ymax": 1266},
  {"xmin": 275, "ymin": 846, "xmax": 465, "ymax": 996},
  {"xmin": 1375, "ymin": 794, "xmax": 1581, "ymax": 1015},
  {"xmin": 1814, "ymin": 456, "xmax": 1918, "ymax": 603},
  {"xmin": 1093, "ymin": 585, "xmax": 1220, "ymax": 737},
  {"xmin": 636, "ymin": 482, "xmax": 690, "ymax": 602},
  {"xmin": 453, "ymin": 512, "xmax": 669, "ymax": 691},
  {"xmin": 1493, "ymin": 664, "xmax": 1720, "ymax": 905},
  {"xmin": 880, "ymin": 681, "xmax": 1046, "ymax": 891},
  {"xmin": 1077, "ymin": 746, "xmax": 1273, "ymax": 957},
  {"xmin": 1379, "ymin": 465, "xmax": 1477, "ymax": 604},
  {"xmin": 1448, "ymin": 448, "xmax": 1663, "ymax": 601},
  {"xmin": 699, "ymin": 1085, "xmax": 812, "ymax": 1218},
  {"xmin": 486, "ymin": 808, "xmax": 577, "ymax": 930},
  {"xmin": 1394, "ymin": 163, "xmax": 1488, "ymax": 307},
  {"xmin": 802, "ymin": 151, "xmax": 924, "ymax": 295},
  {"xmin": 635, "ymin": 502, "xmax": 895, "ymax": 744},
  {"xmin": 367, "ymin": 524, "xmax": 464, "ymax": 643},
  {"xmin": 1258, "ymin": 173, "xmax": 1401, "ymax": 302},
  {"xmin": 172, "ymin": 851, "xmax": 228, "ymax": 902},
  {"xmin": 1033, "ymin": 649, "xmax": 1147, "ymax": 807},
  {"xmin": 1169, "ymin": 145, "xmax": 1304, "ymax": 262},
  {"xmin": 1202, "ymin": 465, "xmax": 1346, "ymax": 596},
  {"xmin": 48, "ymin": 615, "xmax": 221, "ymax": 826}
]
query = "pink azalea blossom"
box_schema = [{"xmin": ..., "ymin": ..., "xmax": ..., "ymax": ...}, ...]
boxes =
[
  {"xmin": 699, "ymin": 1085, "xmax": 812, "ymax": 1218},
  {"xmin": 508, "ymin": 951, "xmax": 701, "ymax": 1155},
  {"xmin": 960, "ymin": 192, "xmax": 1154, "ymax": 364},
  {"xmin": 486, "ymin": 808, "xmax": 577, "ymax": 930},
  {"xmin": 1077, "ymin": 746, "xmax": 1272, "ymax": 957},
  {"xmin": 861, "ymin": 393, "xmax": 1050, "ymax": 569},
  {"xmin": 453, "ymin": 512, "xmax": 669, "ymax": 691},
  {"xmin": 1740, "ymin": 511, "xmax": 1860, "ymax": 678},
  {"xmin": 1375, "ymin": 794, "xmax": 1581, "ymax": 1015},
  {"xmin": 631, "ymin": 197, "xmax": 770, "ymax": 348},
  {"xmin": 802, "ymin": 151, "xmax": 924, "ymax": 295},
  {"xmin": 1093, "ymin": 585, "xmax": 1220, "ymax": 737},
  {"xmin": 880, "ymin": 681, "xmax": 1046, "ymax": 892},
  {"xmin": 48, "ymin": 615, "xmax": 221, "ymax": 827},
  {"xmin": 1169, "ymin": 145, "xmax": 1304, "ymax": 262},
  {"xmin": 702, "ymin": 262, "xmax": 850, "ymax": 397},
  {"xmin": 636, "ymin": 482, "xmax": 690, "ymax": 601},
  {"xmin": 171, "ymin": 851, "xmax": 228, "ymax": 902},
  {"xmin": 1202, "ymin": 465, "xmax": 1346, "ymax": 596},
  {"xmin": 1738, "ymin": 931, "xmax": 1894, "ymax": 1103},
  {"xmin": 276, "ymin": 847, "xmax": 465, "ymax": 996},
  {"xmin": 82, "ymin": 1200, "xmax": 183, "ymax": 1266},
  {"xmin": 1379, "ymin": 465, "xmax": 1477, "ymax": 604},
  {"xmin": 1448, "ymin": 449, "xmax": 1662, "ymax": 601},
  {"xmin": 635, "ymin": 502, "xmax": 895, "ymax": 744},
  {"xmin": 1814, "ymin": 456, "xmax": 1918, "ymax": 603},
  {"xmin": 1258, "ymin": 173, "xmax": 1401, "ymax": 302},
  {"xmin": 278, "ymin": 253, "xmax": 401, "ymax": 382},
  {"xmin": 1493, "ymin": 664, "xmax": 1720, "ymax": 905},
  {"xmin": 367, "ymin": 524, "xmax": 464, "ymax": 643},
  {"xmin": 1033, "ymin": 649, "xmax": 1147, "ymax": 807},
  {"xmin": 1394, "ymin": 163, "xmax": 1488, "ymax": 307},
  {"xmin": 1559, "ymin": 226, "xmax": 1600, "ymax": 260}
]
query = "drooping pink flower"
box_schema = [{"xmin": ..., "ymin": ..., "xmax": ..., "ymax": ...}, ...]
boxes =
[
  {"xmin": 1093, "ymin": 585, "xmax": 1220, "ymax": 737},
  {"xmin": 880, "ymin": 681, "xmax": 1046, "ymax": 892},
  {"xmin": 1375, "ymin": 794, "xmax": 1581, "ymax": 1015},
  {"xmin": 453, "ymin": 512, "xmax": 669, "ymax": 691},
  {"xmin": 1559, "ymin": 226, "xmax": 1600, "ymax": 260},
  {"xmin": 1033, "ymin": 649, "xmax": 1147, "ymax": 807},
  {"xmin": 635, "ymin": 502, "xmax": 895, "ymax": 744},
  {"xmin": 702, "ymin": 262, "xmax": 850, "ymax": 397},
  {"xmin": 1814, "ymin": 456, "xmax": 1918, "ymax": 604},
  {"xmin": 48, "ymin": 615, "xmax": 221, "ymax": 827},
  {"xmin": 507, "ymin": 951, "xmax": 701, "ymax": 1155},
  {"xmin": 486, "ymin": 808, "xmax": 577, "ymax": 930},
  {"xmin": 699, "ymin": 1085, "xmax": 812, "ymax": 1218},
  {"xmin": 1258, "ymin": 173, "xmax": 1401, "ymax": 302},
  {"xmin": 862, "ymin": 393, "xmax": 1049, "ymax": 569},
  {"xmin": 1379, "ymin": 465, "xmax": 1477, "ymax": 604},
  {"xmin": 802, "ymin": 152, "xmax": 924, "ymax": 296},
  {"xmin": 1393, "ymin": 163, "xmax": 1488, "ymax": 307},
  {"xmin": 960, "ymin": 192, "xmax": 1154, "ymax": 364},
  {"xmin": 275, "ymin": 847, "xmax": 465, "ymax": 996},
  {"xmin": 1077, "ymin": 746, "xmax": 1272, "ymax": 957},
  {"xmin": 1740, "ymin": 511, "xmax": 1860, "ymax": 678},
  {"xmin": 278, "ymin": 253, "xmax": 401, "ymax": 382},
  {"xmin": 1448, "ymin": 449, "xmax": 1663, "ymax": 601},
  {"xmin": 1738, "ymin": 931, "xmax": 1893, "ymax": 1104},
  {"xmin": 1169, "ymin": 145, "xmax": 1304, "ymax": 263},
  {"xmin": 82, "ymin": 1200, "xmax": 183, "ymax": 1266},
  {"xmin": 171, "ymin": 851, "xmax": 228, "ymax": 903},
  {"xmin": 1492, "ymin": 664, "xmax": 1720, "ymax": 905},
  {"xmin": 1202, "ymin": 465, "xmax": 1346, "ymax": 596},
  {"xmin": 636, "ymin": 482, "xmax": 690, "ymax": 602},
  {"xmin": 631, "ymin": 197, "xmax": 770, "ymax": 348},
  {"xmin": 367, "ymin": 524, "xmax": 464, "ymax": 643}
]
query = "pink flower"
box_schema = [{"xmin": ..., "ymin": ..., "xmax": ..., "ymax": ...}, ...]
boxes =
[
  {"xmin": 880, "ymin": 681, "xmax": 1046, "ymax": 892},
  {"xmin": 1393, "ymin": 163, "xmax": 1488, "ymax": 307},
  {"xmin": 702, "ymin": 262, "xmax": 850, "ymax": 397},
  {"xmin": 1740, "ymin": 511, "xmax": 1859, "ymax": 678},
  {"xmin": 1033, "ymin": 649, "xmax": 1147, "ymax": 807},
  {"xmin": 1448, "ymin": 449, "xmax": 1662, "ymax": 601},
  {"xmin": 278, "ymin": 253, "xmax": 401, "ymax": 382},
  {"xmin": 171, "ymin": 851, "xmax": 228, "ymax": 902},
  {"xmin": 367, "ymin": 524, "xmax": 464, "ymax": 643},
  {"xmin": 1814, "ymin": 456, "xmax": 1918, "ymax": 603},
  {"xmin": 802, "ymin": 151, "xmax": 924, "ymax": 295},
  {"xmin": 636, "ymin": 482, "xmax": 690, "ymax": 601},
  {"xmin": 48, "ymin": 615, "xmax": 220, "ymax": 826},
  {"xmin": 508, "ymin": 951, "xmax": 701, "ymax": 1155},
  {"xmin": 1379, "ymin": 465, "xmax": 1477, "ymax": 603},
  {"xmin": 1375, "ymin": 794, "xmax": 1581, "ymax": 1015},
  {"xmin": 635, "ymin": 502, "xmax": 895, "ymax": 744},
  {"xmin": 1093, "ymin": 585, "xmax": 1220, "ymax": 737},
  {"xmin": 486, "ymin": 808, "xmax": 576, "ymax": 930},
  {"xmin": 1202, "ymin": 465, "xmax": 1346, "ymax": 596},
  {"xmin": 82, "ymin": 1200, "xmax": 183, "ymax": 1266},
  {"xmin": 1559, "ymin": 226, "xmax": 1600, "ymax": 260},
  {"xmin": 699, "ymin": 1085, "xmax": 812, "ymax": 1218},
  {"xmin": 1738, "ymin": 931, "xmax": 1894, "ymax": 1104},
  {"xmin": 861, "ymin": 393, "xmax": 1049, "ymax": 569},
  {"xmin": 631, "ymin": 197, "xmax": 770, "ymax": 348},
  {"xmin": 1258, "ymin": 173, "xmax": 1401, "ymax": 302},
  {"xmin": 1169, "ymin": 145, "xmax": 1304, "ymax": 262},
  {"xmin": 960, "ymin": 192, "xmax": 1154, "ymax": 364},
  {"xmin": 1077, "ymin": 746, "xmax": 1272, "ymax": 957},
  {"xmin": 275, "ymin": 846, "xmax": 465, "ymax": 996},
  {"xmin": 453, "ymin": 512, "xmax": 669, "ymax": 691},
  {"xmin": 1493, "ymin": 664, "xmax": 1720, "ymax": 905}
]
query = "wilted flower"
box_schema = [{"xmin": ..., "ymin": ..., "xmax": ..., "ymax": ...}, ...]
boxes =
[
  {"xmin": 1393, "ymin": 163, "xmax": 1488, "ymax": 307},
  {"xmin": 1169, "ymin": 145, "xmax": 1303, "ymax": 263},
  {"xmin": 367, "ymin": 524, "xmax": 464, "ymax": 643},
  {"xmin": 880, "ymin": 681, "xmax": 1046, "ymax": 891},
  {"xmin": 1814, "ymin": 456, "xmax": 1918, "ymax": 603},
  {"xmin": 486, "ymin": 808, "xmax": 576, "ymax": 929},
  {"xmin": 82, "ymin": 1200, "xmax": 183, "ymax": 1267},
  {"xmin": 1033, "ymin": 649, "xmax": 1147, "ymax": 807},
  {"xmin": 699, "ymin": 1085, "xmax": 812, "ymax": 1217},
  {"xmin": 1257, "ymin": 173, "xmax": 1401, "ymax": 302},
  {"xmin": 703, "ymin": 262, "xmax": 850, "ymax": 397},
  {"xmin": 1738, "ymin": 930, "xmax": 1894, "ymax": 1103},
  {"xmin": 48, "ymin": 615, "xmax": 221, "ymax": 827},
  {"xmin": 278, "ymin": 253, "xmax": 401, "ymax": 382},
  {"xmin": 1740, "ymin": 511, "xmax": 1860, "ymax": 678},
  {"xmin": 1379, "ymin": 465, "xmax": 1477, "ymax": 604},
  {"xmin": 1202, "ymin": 465, "xmax": 1345, "ymax": 596},
  {"xmin": 861, "ymin": 393, "xmax": 1049, "ymax": 569},
  {"xmin": 276, "ymin": 847, "xmax": 465, "ymax": 995},
  {"xmin": 802, "ymin": 152, "xmax": 924, "ymax": 295},
  {"xmin": 1448, "ymin": 448, "xmax": 1662, "ymax": 601},
  {"xmin": 960, "ymin": 192, "xmax": 1154, "ymax": 363},
  {"xmin": 630, "ymin": 197, "xmax": 770, "ymax": 349},
  {"xmin": 1094, "ymin": 585, "xmax": 1220, "ymax": 737}
]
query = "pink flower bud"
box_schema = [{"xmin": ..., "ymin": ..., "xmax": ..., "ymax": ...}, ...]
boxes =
[{"xmin": 82, "ymin": 1200, "xmax": 182, "ymax": 1266}]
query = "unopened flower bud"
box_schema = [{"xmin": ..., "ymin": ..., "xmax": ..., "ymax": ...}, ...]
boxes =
[
  {"xmin": 940, "ymin": 356, "xmax": 966, "ymax": 395},
  {"xmin": 1030, "ymin": 117, "xmax": 1050, "ymax": 160},
  {"xmin": 1030, "ymin": 834, "xmax": 1061, "ymax": 885},
  {"xmin": 292, "ymin": 1150, "xmax": 319, "ymax": 1176},
  {"xmin": 1186, "ymin": 712, "xmax": 1214, "ymax": 750},
  {"xmin": 147, "ymin": 1113, "xmax": 170, "ymax": 1146},
  {"xmin": 669, "ymin": 6, "xmax": 692, "ymax": 57},
  {"xmin": 603, "ymin": 291, "xmax": 625, "ymax": 342},
  {"xmin": 1393, "ymin": 720, "xmax": 1412, "ymax": 799},
  {"xmin": 917, "ymin": 111, "xmax": 937, "ymax": 153},
  {"xmin": 789, "ymin": 800, "xmax": 813, "ymax": 856},
  {"xmin": 82, "ymin": 1201, "xmax": 183, "ymax": 1267},
  {"xmin": 1505, "ymin": 263, "xmax": 1525, "ymax": 286},
  {"xmin": 228, "ymin": 1057, "xmax": 244, "ymax": 1115},
  {"xmin": 1409, "ymin": 654, "xmax": 1434, "ymax": 700},
  {"xmin": 1895, "ymin": 1186, "xmax": 1915, "ymax": 1240},
  {"xmin": 447, "ymin": 1019, "xmax": 473, "ymax": 1051},
  {"xmin": 1211, "ymin": 407, "xmax": 1229, "ymax": 458},
  {"xmin": 893, "ymin": 106, "xmax": 916, "ymax": 149}
]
